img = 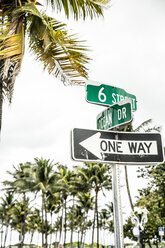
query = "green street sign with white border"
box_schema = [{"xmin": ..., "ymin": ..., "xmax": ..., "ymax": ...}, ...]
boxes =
[
  {"xmin": 97, "ymin": 99, "xmax": 132, "ymax": 130},
  {"xmin": 86, "ymin": 81, "xmax": 137, "ymax": 111}
]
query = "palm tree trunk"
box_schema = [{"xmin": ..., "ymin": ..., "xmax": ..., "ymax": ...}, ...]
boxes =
[
  {"xmin": 21, "ymin": 193, "xmax": 27, "ymax": 248},
  {"xmin": 96, "ymin": 190, "xmax": 99, "ymax": 248},
  {"xmin": 124, "ymin": 166, "xmax": 134, "ymax": 211},
  {"xmin": 9, "ymin": 226, "xmax": 12, "ymax": 248},
  {"xmin": 43, "ymin": 193, "xmax": 48, "ymax": 248},
  {"xmin": 64, "ymin": 197, "xmax": 67, "ymax": 248},
  {"xmin": 42, "ymin": 194, "xmax": 45, "ymax": 247},
  {"xmin": 70, "ymin": 195, "xmax": 75, "ymax": 248},
  {"xmin": 92, "ymin": 205, "xmax": 96, "ymax": 248},
  {"xmin": 50, "ymin": 212, "xmax": 53, "ymax": 247},
  {"xmin": 1, "ymin": 221, "xmax": 4, "ymax": 248},
  {"xmin": 59, "ymin": 213, "xmax": 63, "ymax": 245},
  {"xmin": 78, "ymin": 229, "xmax": 80, "ymax": 248},
  {"xmin": 3, "ymin": 221, "xmax": 9, "ymax": 248},
  {"xmin": 30, "ymin": 231, "xmax": 34, "ymax": 245},
  {"xmin": 80, "ymin": 227, "xmax": 83, "ymax": 247}
]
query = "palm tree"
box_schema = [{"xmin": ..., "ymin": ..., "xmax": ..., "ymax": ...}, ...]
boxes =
[
  {"xmin": 76, "ymin": 163, "xmax": 112, "ymax": 248},
  {"xmin": 77, "ymin": 192, "xmax": 94, "ymax": 247},
  {"xmin": 99, "ymin": 207, "xmax": 113, "ymax": 246},
  {"xmin": 0, "ymin": 191, "xmax": 16, "ymax": 248},
  {"xmin": 0, "ymin": 0, "xmax": 110, "ymax": 132},
  {"xmin": 32, "ymin": 157, "xmax": 57, "ymax": 248},
  {"xmin": 46, "ymin": 191, "xmax": 62, "ymax": 247},
  {"xmin": 10, "ymin": 198, "xmax": 31, "ymax": 246},
  {"xmin": 3, "ymin": 162, "xmax": 34, "ymax": 248},
  {"xmin": 27, "ymin": 208, "xmax": 42, "ymax": 245},
  {"xmin": 55, "ymin": 164, "xmax": 78, "ymax": 248}
]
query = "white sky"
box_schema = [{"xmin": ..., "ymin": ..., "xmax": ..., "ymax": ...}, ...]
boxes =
[{"xmin": 0, "ymin": 0, "xmax": 165, "ymax": 224}]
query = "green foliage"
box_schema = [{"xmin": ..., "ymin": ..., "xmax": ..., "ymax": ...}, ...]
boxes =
[
  {"xmin": 1, "ymin": 159, "xmax": 113, "ymax": 247},
  {"xmin": 124, "ymin": 160, "xmax": 165, "ymax": 244}
]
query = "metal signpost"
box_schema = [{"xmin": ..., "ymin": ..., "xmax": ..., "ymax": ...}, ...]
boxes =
[
  {"xmin": 71, "ymin": 127, "xmax": 164, "ymax": 247},
  {"xmin": 71, "ymin": 82, "xmax": 164, "ymax": 248},
  {"xmin": 71, "ymin": 128, "xmax": 164, "ymax": 164},
  {"xmin": 97, "ymin": 99, "xmax": 132, "ymax": 130},
  {"xmin": 112, "ymin": 163, "xmax": 124, "ymax": 248},
  {"xmin": 86, "ymin": 82, "xmax": 137, "ymax": 111}
]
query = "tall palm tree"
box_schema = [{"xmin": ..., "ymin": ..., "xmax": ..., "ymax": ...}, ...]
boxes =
[
  {"xmin": 0, "ymin": 191, "xmax": 16, "ymax": 248},
  {"xmin": 0, "ymin": 0, "xmax": 110, "ymax": 132},
  {"xmin": 76, "ymin": 163, "xmax": 112, "ymax": 248},
  {"xmin": 32, "ymin": 157, "xmax": 57, "ymax": 248},
  {"xmin": 3, "ymin": 162, "xmax": 34, "ymax": 248},
  {"xmin": 46, "ymin": 191, "xmax": 61, "ymax": 247},
  {"xmin": 55, "ymin": 164, "xmax": 78, "ymax": 248},
  {"xmin": 10, "ymin": 198, "xmax": 31, "ymax": 246},
  {"xmin": 77, "ymin": 192, "xmax": 94, "ymax": 247}
]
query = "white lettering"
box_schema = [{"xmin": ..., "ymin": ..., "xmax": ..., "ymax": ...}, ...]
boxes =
[
  {"xmin": 112, "ymin": 93, "xmax": 116, "ymax": 104},
  {"xmin": 118, "ymin": 109, "xmax": 121, "ymax": 120},
  {"xmin": 99, "ymin": 139, "xmax": 158, "ymax": 155},
  {"xmin": 122, "ymin": 107, "xmax": 127, "ymax": 118},
  {"xmin": 132, "ymin": 98, "xmax": 136, "ymax": 109}
]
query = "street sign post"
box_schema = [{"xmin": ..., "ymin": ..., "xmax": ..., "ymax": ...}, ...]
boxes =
[
  {"xmin": 97, "ymin": 99, "xmax": 132, "ymax": 130},
  {"xmin": 71, "ymin": 128, "xmax": 164, "ymax": 164},
  {"xmin": 86, "ymin": 82, "xmax": 137, "ymax": 111}
]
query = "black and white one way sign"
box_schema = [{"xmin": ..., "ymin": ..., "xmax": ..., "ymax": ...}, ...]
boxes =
[{"xmin": 71, "ymin": 128, "xmax": 164, "ymax": 164}]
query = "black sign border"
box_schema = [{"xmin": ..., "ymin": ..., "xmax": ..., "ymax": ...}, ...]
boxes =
[{"xmin": 71, "ymin": 128, "xmax": 164, "ymax": 165}]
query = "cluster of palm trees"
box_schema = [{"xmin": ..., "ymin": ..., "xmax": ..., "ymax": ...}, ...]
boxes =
[{"xmin": 0, "ymin": 158, "xmax": 114, "ymax": 248}]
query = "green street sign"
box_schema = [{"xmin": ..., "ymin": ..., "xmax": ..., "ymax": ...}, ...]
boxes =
[
  {"xmin": 97, "ymin": 100, "xmax": 132, "ymax": 130},
  {"xmin": 86, "ymin": 82, "xmax": 137, "ymax": 111}
]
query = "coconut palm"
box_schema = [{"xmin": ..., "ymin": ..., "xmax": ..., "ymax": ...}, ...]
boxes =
[
  {"xmin": 76, "ymin": 163, "xmax": 112, "ymax": 248},
  {"xmin": 77, "ymin": 192, "xmax": 94, "ymax": 247},
  {"xmin": 32, "ymin": 157, "xmax": 57, "ymax": 248},
  {"xmin": 3, "ymin": 162, "xmax": 34, "ymax": 248},
  {"xmin": 8, "ymin": 197, "xmax": 31, "ymax": 247},
  {"xmin": 0, "ymin": 191, "xmax": 16, "ymax": 248},
  {"xmin": 55, "ymin": 164, "xmax": 79, "ymax": 248},
  {"xmin": 27, "ymin": 208, "xmax": 42, "ymax": 245},
  {"xmin": 46, "ymin": 191, "xmax": 62, "ymax": 246},
  {"xmin": 0, "ymin": 0, "xmax": 110, "ymax": 132}
]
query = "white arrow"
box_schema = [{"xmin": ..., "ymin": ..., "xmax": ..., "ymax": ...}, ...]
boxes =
[
  {"xmin": 79, "ymin": 132, "xmax": 158, "ymax": 160},
  {"xmin": 79, "ymin": 132, "xmax": 102, "ymax": 159}
]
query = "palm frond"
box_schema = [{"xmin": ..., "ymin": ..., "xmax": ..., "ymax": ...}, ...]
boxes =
[
  {"xmin": 15, "ymin": 3, "xmax": 90, "ymax": 84},
  {"xmin": 134, "ymin": 119, "xmax": 153, "ymax": 132},
  {"xmin": 134, "ymin": 119, "xmax": 161, "ymax": 133},
  {"xmin": 0, "ymin": 10, "xmax": 25, "ymax": 102},
  {"xmin": 44, "ymin": 0, "xmax": 110, "ymax": 20}
]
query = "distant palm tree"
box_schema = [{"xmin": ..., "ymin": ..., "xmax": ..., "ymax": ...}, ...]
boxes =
[
  {"xmin": 10, "ymin": 197, "xmax": 31, "ymax": 247},
  {"xmin": 0, "ymin": 0, "xmax": 110, "ymax": 132},
  {"xmin": 27, "ymin": 208, "xmax": 42, "ymax": 245},
  {"xmin": 3, "ymin": 162, "xmax": 34, "ymax": 248},
  {"xmin": 0, "ymin": 192, "xmax": 16, "ymax": 248},
  {"xmin": 32, "ymin": 157, "xmax": 57, "ymax": 248},
  {"xmin": 55, "ymin": 164, "xmax": 79, "ymax": 248},
  {"xmin": 77, "ymin": 163, "xmax": 112, "ymax": 248},
  {"xmin": 77, "ymin": 192, "xmax": 94, "ymax": 247}
]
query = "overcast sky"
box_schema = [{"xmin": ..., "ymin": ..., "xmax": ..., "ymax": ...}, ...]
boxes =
[{"xmin": 0, "ymin": 0, "xmax": 165, "ymax": 216}]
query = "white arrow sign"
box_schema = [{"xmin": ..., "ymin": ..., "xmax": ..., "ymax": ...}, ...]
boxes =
[
  {"xmin": 79, "ymin": 132, "xmax": 158, "ymax": 159},
  {"xmin": 72, "ymin": 128, "xmax": 164, "ymax": 164}
]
